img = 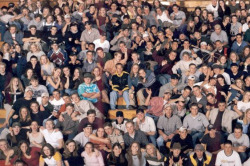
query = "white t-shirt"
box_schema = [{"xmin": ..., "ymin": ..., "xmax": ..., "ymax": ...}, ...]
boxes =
[
  {"xmin": 156, "ymin": 12, "xmax": 173, "ymax": 23},
  {"xmin": 93, "ymin": 39, "xmax": 110, "ymax": 53},
  {"xmin": 237, "ymin": 101, "xmax": 250, "ymax": 112},
  {"xmin": 133, "ymin": 116, "xmax": 156, "ymax": 133},
  {"xmin": 50, "ymin": 98, "xmax": 65, "ymax": 111},
  {"xmin": 215, "ymin": 150, "xmax": 242, "ymax": 166},
  {"xmin": 41, "ymin": 129, "xmax": 63, "ymax": 148}
]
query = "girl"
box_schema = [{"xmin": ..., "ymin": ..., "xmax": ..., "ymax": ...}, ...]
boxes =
[
  {"xmin": 18, "ymin": 140, "xmax": 40, "ymax": 166},
  {"xmin": 18, "ymin": 107, "xmax": 32, "ymax": 130},
  {"xmin": 227, "ymin": 78, "xmax": 245, "ymax": 105},
  {"xmin": 63, "ymin": 140, "xmax": 84, "ymax": 166},
  {"xmin": 0, "ymin": 139, "xmax": 16, "ymax": 166},
  {"xmin": 39, "ymin": 143, "xmax": 62, "ymax": 166},
  {"xmin": 46, "ymin": 68, "xmax": 63, "ymax": 95},
  {"xmin": 0, "ymin": 42, "xmax": 11, "ymax": 62},
  {"xmin": 218, "ymin": 0, "xmax": 231, "ymax": 18},
  {"xmin": 126, "ymin": 142, "xmax": 146, "ymax": 166},
  {"xmin": 96, "ymin": 7, "xmax": 108, "ymax": 33},
  {"xmin": 145, "ymin": 143, "xmax": 164, "ymax": 166},
  {"xmin": 238, "ymin": 109, "xmax": 250, "ymax": 134},
  {"xmin": 21, "ymin": 68, "xmax": 34, "ymax": 88},
  {"xmin": 26, "ymin": 43, "xmax": 44, "ymax": 61},
  {"xmin": 25, "ymin": 55, "xmax": 42, "ymax": 80},
  {"xmin": 42, "ymin": 15, "xmax": 55, "ymax": 32},
  {"xmin": 40, "ymin": 55, "xmax": 55, "ymax": 81},
  {"xmin": 107, "ymin": 143, "xmax": 127, "ymax": 166},
  {"xmin": 27, "ymin": 121, "xmax": 44, "ymax": 148},
  {"xmin": 237, "ymin": 91, "xmax": 250, "ymax": 112},
  {"xmin": 81, "ymin": 142, "xmax": 105, "ymax": 166},
  {"xmin": 128, "ymin": 64, "xmax": 140, "ymax": 107},
  {"xmin": 227, "ymin": 52, "xmax": 240, "ymax": 69}
]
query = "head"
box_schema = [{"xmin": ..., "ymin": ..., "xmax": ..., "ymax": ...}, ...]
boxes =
[
  {"xmin": 84, "ymin": 142, "xmax": 95, "ymax": 153},
  {"xmin": 224, "ymin": 140, "xmax": 233, "ymax": 156},
  {"xmin": 193, "ymin": 85, "xmax": 201, "ymax": 97},
  {"xmin": 164, "ymin": 104, "xmax": 173, "ymax": 118},
  {"xmin": 104, "ymin": 122, "xmax": 113, "ymax": 135},
  {"xmin": 136, "ymin": 109, "xmax": 145, "ymax": 121},
  {"xmin": 214, "ymin": 24, "xmax": 222, "ymax": 35},
  {"xmin": 71, "ymin": 93, "xmax": 80, "ymax": 103},
  {"xmin": 126, "ymin": 121, "xmax": 135, "ymax": 135},
  {"xmin": 233, "ymin": 124, "xmax": 243, "ymax": 139},
  {"xmin": 116, "ymin": 63, "xmax": 124, "ymax": 74},
  {"xmin": 190, "ymin": 103, "xmax": 199, "ymax": 116},
  {"xmin": 18, "ymin": 141, "xmax": 30, "ymax": 155},
  {"xmin": 87, "ymin": 109, "xmax": 96, "ymax": 123},
  {"xmin": 41, "ymin": 143, "xmax": 55, "ymax": 158},
  {"xmin": 218, "ymin": 101, "xmax": 226, "ymax": 111},
  {"xmin": 194, "ymin": 144, "xmax": 205, "ymax": 159},
  {"xmin": 112, "ymin": 143, "xmax": 122, "ymax": 156},
  {"xmin": 45, "ymin": 119, "xmax": 55, "ymax": 131}
]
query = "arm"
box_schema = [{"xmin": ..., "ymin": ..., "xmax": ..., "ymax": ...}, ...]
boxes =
[
  {"xmin": 47, "ymin": 76, "xmax": 61, "ymax": 89},
  {"xmin": 4, "ymin": 109, "xmax": 15, "ymax": 126},
  {"xmin": 89, "ymin": 134, "xmax": 110, "ymax": 144},
  {"xmin": 64, "ymin": 161, "xmax": 70, "ymax": 166},
  {"xmin": 57, "ymin": 139, "xmax": 64, "ymax": 149},
  {"xmin": 64, "ymin": 76, "xmax": 70, "ymax": 89}
]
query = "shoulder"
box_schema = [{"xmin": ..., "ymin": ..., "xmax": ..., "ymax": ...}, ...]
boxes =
[{"xmin": 53, "ymin": 151, "xmax": 62, "ymax": 161}]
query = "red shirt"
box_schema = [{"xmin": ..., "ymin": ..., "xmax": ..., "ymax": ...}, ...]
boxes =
[{"xmin": 21, "ymin": 147, "xmax": 41, "ymax": 166}]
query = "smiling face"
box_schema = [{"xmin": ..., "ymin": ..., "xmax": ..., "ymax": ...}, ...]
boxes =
[
  {"xmin": 67, "ymin": 142, "xmax": 76, "ymax": 153},
  {"xmin": 20, "ymin": 142, "xmax": 28, "ymax": 153},
  {"xmin": 0, "ymin": 141, "xmax": 8, "ymax": 151}
]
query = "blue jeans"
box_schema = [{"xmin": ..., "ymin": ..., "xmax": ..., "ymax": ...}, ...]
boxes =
[
  {"xmin": 0, "ymin": 21, "xmax": 6, "ymax": 41},
  {"xmin": 157, "ymin": 74, "xmax": 171, "ymax": 85},
  {"xmin": 110, "ymin": 90, "xmax": 130, "ymax": 109},
  {"xmin": 148, "ymin": 134, "xmax": 157, "ymax": 147},
  {"xmin": 0, "ymin": 93, "xmax": 3, "ymax": 109},
  {"xmin": 190, "ymin": 131, "xmax": 204, "ymax": 145},
  {"xmin": 65, "ymin": 89, "xmax": 77, "ymax": 95}
]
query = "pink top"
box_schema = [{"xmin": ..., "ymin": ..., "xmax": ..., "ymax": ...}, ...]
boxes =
[{"xmin": 81, "ymin": 151, "xmax": 104, "ymax": 166}]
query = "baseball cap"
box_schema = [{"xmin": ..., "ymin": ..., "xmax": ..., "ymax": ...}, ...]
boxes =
[
  {"xmin": 195, "ymin": 144, "xmax": 205, "ymax": 151},
  {"xmin": 64, "ymin": 14, "xmax": 71, "ymax": 19},
  {"xmin": 12, "ymin": 122, "xmax": 21, "ymax": 128},
  {"xmin": 207, "ymin": 124, "xmax": 215, "ymax": 131},
  {"xmin": 25, "ymin": 87, "xmax": 33, "ymax": 93},
  {"xmin": 188, "ymin": 75, "xmax": 195, "ymax": 81},
  {"xmin": 172, "ymin": 143, "xmax": 181, "ymax": 150},
  {"xmin": 83, "ymin": 123, "xmax": 93, "ymax": 128},
  {"xmin": 112, "ymin": 14, "xmax": 119, "ymax": 18},
  {"xmin": 143, "ymin": 32, "xmax": 149, "ymax": 38},
  {"xmin": 41, "ymin": 92, "xmax": 49, "ymax": 98},
  {"xmin": 116, "ymin": 111, "xmax": 124, "ymax": 117},
  {"xmin": 230, "ymin": 63, "xmax": 238, "ymax": 67},
  {"xmin": 200, "ymin": 41, "xmax": 207, "ymax": 46},
  {"xmin": 171, "ymin": 74, "xmax": 179, "ymax": 80},
  {"xmin": 179, "ymin": 126, "xmax": 187, "ymax": 132}
]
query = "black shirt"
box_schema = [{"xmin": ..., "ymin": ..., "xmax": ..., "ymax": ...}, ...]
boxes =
[
  {"xmin": 171, "ymin": 134, "xmax": 194, "ymax": 153},
  {"xmin": 213, "ymin": 111, "xmax": 224, "ymax": 131},
  {"xmin": 201, "ymin": 132, "xmax": 224, "ymax": 152},
  {"xmin": 12, "ymin": 98, "xmax": 36, "ymax": 117}
]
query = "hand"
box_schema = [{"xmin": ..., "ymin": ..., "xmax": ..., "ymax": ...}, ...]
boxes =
[
  {"xmin": 129, "ymin": 93, "xmax": 134, "ymax": 99},
  {"xmin": 156, "ymin": 44, "xmax": 161, "ymax": 51},
  {"xmin": 168, "ymin": 133, "xmax": 174, "ymax": 139},
  {"xmin": 40, "ymin": 105, "xmax": 45, "ymax": 111},
  {"xmin": 198, "ymin": 104, "xmax": 203, "ymax": 108},
  {"xmin": 52, "ymin": 111, "xmax": 58, "ymax": 117},
  {"xmin": 118, "ymin": 91, "xmax": 123, "ymax": 96},
  {"xmin": 59, "ymin": 115, "xmax": 64, "ymax": 122},
  {"xmin": 145, "ymin": 88, "xmax": 152, "ymax": 95},
  {"xmin": 7, "ymin": 150, "xmax": 14, "ymax": 157},
  {"xmin": 13, "ymin": 115, "xmax": 18, "ymax": 119},
  {"xmin": 161, "ymin": 60, "xmax": 167, "ymax": 66},
  {"xmin": 162, "ymin": 134, "xmax": 168, "ymax": 141},
  {"xmin": 169, "ymin": 156, "xmax": 174, "ymax": 166},
  {"xmin": 3, "ymin": 121, "xmax": 9, "ymax": 127},
  {"xmin": 114, "ymin": 128, "xmax": 120, "ymax": 135},
  {"xmin": 178, "ymin": 156, "xmax": 184, "ymax": 166}
]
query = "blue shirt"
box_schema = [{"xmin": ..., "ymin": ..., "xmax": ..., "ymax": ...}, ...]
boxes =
[{"xmin": 78, "ymin": 83, "xmax": 100, "ymax": 103}]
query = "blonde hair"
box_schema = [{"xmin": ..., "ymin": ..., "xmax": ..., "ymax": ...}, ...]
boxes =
[
  {"xmin": 5, "ymin": 77, "xmax": 24, "ymax": 93},
  {"xmin": 243, "ymin": 109, "xmax": 250, "ymax": 125}
]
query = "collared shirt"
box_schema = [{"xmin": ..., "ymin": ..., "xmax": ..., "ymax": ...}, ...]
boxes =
[
  {"xmin": 80, "ymin": 28, "xmax": 100, "ymax": 43},
  {"xmin": 78, "ymin": 83, "xmax": 100, "ymax": 103},
  {"xmin": 157, "ymin": 115, "xmax": 182, "ymax": 135},
  {"xmin": 183, "ymin": 113, "xmax": 209, "ymax": 132},
  {"xmin": 108, "ymin": 131, "xmax": 124, "ymax": 145},
  {"xmin": 133, "ymin": 116, "xmax": 156, "ymax": 133},
  {"xmin": 73, "ymin": 132, "xmax": 90, "ymax": 147}
]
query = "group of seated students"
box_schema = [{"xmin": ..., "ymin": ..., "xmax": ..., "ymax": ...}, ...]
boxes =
[{"xmin": 0, "ymin": 0, "xmax": 250, "ymax": 165}]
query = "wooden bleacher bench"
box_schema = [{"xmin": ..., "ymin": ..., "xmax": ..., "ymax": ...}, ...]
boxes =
[
  {"xmin": 108, "ymin": 109, "xmax": 137, "ymax": 120},
  {"xmin": 0, "ymin": 109, "xmax": 7, "ymax": 128}
]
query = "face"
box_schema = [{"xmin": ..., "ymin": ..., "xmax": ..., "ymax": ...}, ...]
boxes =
[
  {"xmin": 126, "ymin": 123, "xmax": 134, "ymax": 134},
  {"xmin": 84, "ymin": 77, "xmax": 91, "ymax": 84},
  {"xmin": 146, "ymin": 145, "xmax": 154, "ymax": 155},
  {"xmin": 63, "ymin": 67, "xmax": 70, "ymax": 76},
  {"xmin": 116, "ymin": 65, "xmax": 123, "ymax": 73},
  {"xmin": 195, "ymin": 150, "xmax": 204, "ymax": 159},
  {"xmin": 104, "ymin": 126, "xmax": 112, "ymax": 135},
  {"xmin": 113, "ymin": 145, "xmax": 121, "ymax": 155},
  {"xmin": 54, "ymin": 69, "xmax": 61, "ymax": 77},
  {"xmin": 0, "ymin": 141, "xmax": 8, "ymax": 151},
  {"xmin": 207, "ymin": 95, "xmax": 214, "ymax": 103},
  {"xmin": 52, "ymin": 91, "xmax": 60, "ymax": 99},
  {"xmin": 30, "ymin": 79, "xmax": 39, "ymax": 87},
  {"xmin": 169, "ymin": 52, "xmax": 177, "ymax": 60},
  {"xmin": 30, "ymin": 58, "xmax": 37, "ymax": 65},
  {"xmin": 13, "ymin": 126, "xmax": 21, "ymax": 134},
  {"xmin": 172, "ymin": 149, "xmax": 181, "ymax": 157},
  {"xmin": 13, "ymin": 78, "xmax": 19, "ymax": 86},
  {"xmin": 164, "ymin": 106, "xmax": 173, "ymax": 117},
  {"xmin": 224, "ymin": 144, "xmax": 232, "ymax": 155},
  {"xmin": 139, "ymin": 70, "xmax": 146, "ymax": 78},
  {"xmin": 40, "ymin": 56, "xmax": 47, "ymax": 64},
  {"xmin": 85, "ymin": 144, "xmax": 93, "ymax": 153},
  {"xmin": 183, "ymin": 89, "xmax": 191, "ymax": 98},
  {"xmin": 87, "ymin": 113, "xmax": 95, "ymax": 123},
  {"xmin": 83, "ymin": 126, "xmax": 92, "ymax": 135},
  {"xmin": 193, "ymin": 87, "xmax": 201, "ymax": 96},
  {"xmin": 114, "ymin": 54, "xmax": 122, "ymax": 61},
  {"xmin": 190, "ymin": 106, "xmax": 198, "ymax": 116},
  {"xmin": 26, "ymin": 90, "xmax": 33, "ymax": 98},
  {"xmin": 71, "ymin": 94, "xmax": 80, "ymax": 103},
  {"xmin": 20, "ymin": 143, "xmax": 28, "ymax": 153},
  {"xmin": 66, "ymin": 106, "xmax": 74, "ymax": 114},
  {"xmin": 131, "ymin": 143, "xmax": 139, "ymax": 153},
  {"xmin": 67, "ymin": 142, "xmax": 76, "ymax": 152},
  {"xmin": 234, "ymin": 129, "xmax": 242, "ymax": 139},
  {"xmin": 136, "ymin": 112, "xmax": 145, "ymax": 121},
  {"xmin": 43, "ymin": 146, "xmax": 51, "ymax": 156},
  {"xmin": 215, "ymin": 27, "xmax": 221, "ymax": 35},
  {"xmin": 73, "ymin": 69, "xmax": 80, "ymax": 78},
  {"xmin": 30, "ymin": 121, "xmax": 38, "ymax": 131},
  {"xmin": 182, "ymin": 54, "xmax": 190, "ymax": 61},
  {"xmin": 10, "ymin": 27, "xmax": 16, "ymax": 34},
  {"xmin": 21, "ymin": 108, "xmax": 28, "ymax": 117},
  {"xmin": 97, "ymin": 128, "xmax": 105, "ymax": 137},
  {"xmin": 179, "ymin": 130, "xmax": 187, "ymax": 139},
  {"xmin": 45, "ymin": 121, "xmax": 54, "ymax": 130},
  {"xmin": 218, "ymin": 103, "xmax": 226, "ymax": 111}
]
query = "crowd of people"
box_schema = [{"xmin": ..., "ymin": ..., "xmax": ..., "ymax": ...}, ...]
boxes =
[{"xmin": 0, "ymin": 0, "xmax": 250, "ymax": 165}]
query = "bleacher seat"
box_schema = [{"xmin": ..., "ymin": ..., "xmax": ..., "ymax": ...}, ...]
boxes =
[{"xmin": 0, "ymin": 109, "xmax": 7, "ymax": 128}]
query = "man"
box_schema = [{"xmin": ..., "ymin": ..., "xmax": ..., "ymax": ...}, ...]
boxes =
[
  {"xmin": 27, "ymin": 76, "xmax": 48, "ymax": 98},
  {"xmin": 171, "ymin": 126, "xmax": 194, "ymax": 154},
  {"xmin": 170, "ymin": 4, "xmax": 186, "ymax": 29},
  {"xmin": 183, "ymin": 103, "xmax": 209, "ymax": 145},
  {"xmin": 78, "ymin": 73, "xmax": 100, "ymax": 103},
  {"xmin": 188, "ymin": 144, "xmax": 212, "ymax": 166},
  {"xmin": 30, "ymin": 101, "xmax": 50, "ymax": 126},
  {"xmin": 210, "ymin": 24, "xmax": 228, "ymax": 46},
  {"xmin": 215, "ymin": 140, "xmax": 242, "ymax": 166},
  {"xmin": 212, "ymin": 64, "xmax": 231, "ymax": 85},
  {"xmin": 231, "ymin": 33, "xmax": 248, "ymax": 54},
  {"xmin": 3, "ymin": 24, "xmax": 23, "ymax": 46},
  {"xmin": 64, "ymin": 22, "xmax": 81, "ymax": 54},
  {"xmin": 228, "ymin": 124, "xmax": 249, "ymax": 162},
  {"xmin": 7, "ymin": 122, "xmax": 28, "ymax": 147},
  {"xmin": 40, "ymin": 119, "xmax": 64, "ymax": 149},
  {"xmin": 77, "ymin": 109, "xmax": 103, "ymax": 132},
  {"xmin": 133, "ymin": 109, "xmax": 157, "ymax": 146},
  {"xmin": 49, "ymin": 90, "xmax": 65, "ymax": 112},
  {"xmin": 74, "ymin": 123, "xmax": 93, "ymax": 148},
  {"xmin": 0, "ymin": 62, "xmax": 12, "ymax": 108},
  {"xmin": 157, "ymin": 104, "xmax": 182, "ymax": 149},
  {"xmin": 28, "ymin": 14, "xmax": 43, "ymax": 31},
  {"xmin": 104, "ymin": 122, "xmax": 125, "ymax": 148},
  {"xmin": 207, "ymin": 100, "xmax": 243, "ymax": 135},
  {"xmin": 42, "ymin": 26, "xmax": 63, "ymax": 51},
  {"xmin": 189, "ymin": 85, "xmax": 207, "ymax": 113},
  {"xmin": 96, "ymin": 47, "xmax": 112, "ymax": 70},
  {"xmin": 112, "ymin": 111, "xmax": 127, "ymax": 133},
  {"xmin": 4, "ymin": 87, "xmax": 36, "ymax": 127},
  {"xmin": 47, "ymin": 41, "xmax": 68, "ymax": 67},
  {"xmin": 171, "ymin": 98, "xmax": 187, "ymax": 121},
  {"xmin": 206, "ymin": 0, "xmax": 219, "ymax": 18},
  {"xmin": 22, "ymin": 25, "xmax": 42, "ymax": 51},
  {"xmin": 80, "ymin": 21, "xmax": 100, "ymax": 50},
  {"xmin": 229, "ymin": 0, "xmax": 240, "ymax": 14},
  {"xmin": 156, "ymin": 7, "xmax": 173, "ymax": 28},
  {"xmin": 104, "ymin": 51, "xmax": 128, "ymax": 75},
  {"xmin": 82, "ymin": 51, "xmax": 97, "ymax": 73},
  {"xmin": 110, "ymin": 28, "xmax": 131, "ymax": 52},
  {"xmin": 110, "ymin": 63, "xmax": 130, "ymax": 110},
  {"xmin": 159, "ymin": 74, "xmax": 183, "ymax": 97},
  {"xmin": 227, "ymin": 63, "xmax": 243, "ymax": 84},
  {"xmin": 71, "ymin": 93, "xmax": 103, "ymax": 120},
  {"xmin": 93, "ymin": 32, "xmax": 110, "ymax": 53},
  {"xmin": 123, "ymin": 121, "xmax": 149, "ymax": 149},
  {"xmin": 56, "ymin": 103, "xmax": 79, "ymax": 140}
]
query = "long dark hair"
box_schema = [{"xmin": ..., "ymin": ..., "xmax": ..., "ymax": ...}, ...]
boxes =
[
  {"xmin": 63, "ymin": 140, "xmax": 79, "ymax": 159},
  {"xmin": 126, "ymin": 142, "xmax": 143, "ymax": 166},
  {"xmin": 18, "ymin": 140, "xmax": 31, "ymax": 157},
  {"xmin": 41, "ymin": 143, "xmax": 55, "ymax": 158},
  {"xmin": 108, "ymin": 143, "xmax": 126, "ymax": 164}
]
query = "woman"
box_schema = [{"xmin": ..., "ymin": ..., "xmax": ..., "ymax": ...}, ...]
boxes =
[
  {"xmin": 217, "ymin": 55, "xmax": 228, "ymax": 69},
  {"xmin": 81, "ymin": 142, "xmax": 105, "ymax": 166},
  {"xmin": 227, "ymin": 78, "xmax": 245, "ymax": 105},
  {"xmin": 39, "ymin": 143, "xmax": 62, "ymax": 166},
  {"xmin": 218, "ymin": 0, "xmax": 231, "ymax": 18},
  {"xmin": 54, "ymin": 15, "xmax": 65, "ymax": 31},
  {"xmin": 61, "ymin": 66, "xmax": 75, "ymax": 95},
  {"xmin": 238, "ymin": 109, "xmax": 250, "ymax": 134},
  {"xmin": 40, "ymin": 55, "xmax": 55, "ymax": 81},
  {"xmin": 92, "ymin": 67, "xmax": 109, "ymax": 103},
  {"xmin": 237, "ymin": 91, "xmax": 250, "ymax": 112},
  {"xmin": 90, "ymin": 127, "xmax": 111, "ymax": 160},
  {"xmin": 53, "ymin": 6, "xmax": 63, "ymax": 17},
  {"xmin": 46, "ymin": 68, "xmax": 63, "ymax": 95},
  {"xmin": 216, "ymin": 74, "xmax": 230, "ymax": 101},
  {"xmin": 63, "ymin": 140, "xmax": 84, "ymax": 166},
  {"xmin": 107, "ymin": 143, "xmax": 127, "ymax": 166},
  {"xmin": 230, "ymin": 15, "xmax": 242, "ymax": 38},
  {"xmin": 227, "ymin": 52, "xmax": 240, "ymax": 69},
  {"xmin": 201, "ymin": 9, "xmax": 208, "ymax": 23},
  {"xmin": 125, "ymin": 142, "xmax": 146, "ymax": 166},
  {"xmin": 18, "ymin": 140, "xmax": 40, "ymax": 166},
  {"xmin": 42, "ymin": 15, "xmax": 55, "ymax": 32},
  {"xmin": 18, "ymin": 107, "xmax": 32, "ymax": 130},
  {"xmin": 222, "ymin": 15, "xmax": 231, "ymax": 35},
  {"xmin": 27, "ymin": 121, "xmax": 44, "ymax": 148},
  {"xmin": 26, "ymin": 43, "xmax": 45, "ymax": 61},
  {"xmin": 0, "ymin": 42, "xmax": 11, "ymax": 62},
  {"xmin": 4, "ymin": 77, "xmax": 24, "ymax": 114},
  {"xmin": 96, "ymin": 7, "xmax": 108, "ymax": 33},
  {"xmin": 25, "ymin": 55, "xmax": 42, "ymax": 80},
  {"xmin": 128, "ymin": 64, "xmax": 140, "ymax": 107},
  {"xmin": 0, "ymin": 139, "xmax": 16, "ymax": 166},
  {"xmin": 240, "ymin": 46, "xmax": 250, "ymax": 62},
  {"xmin": 145, "ymin": 143, "xmax": 164, "ymax": 166},
  {"xmin": 71, "ymin": 67, "xmax": 83, "ymax": 92},
  {"xmin": 21, "ymin": 68, "xmax": 34, "ymax": 87}
]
